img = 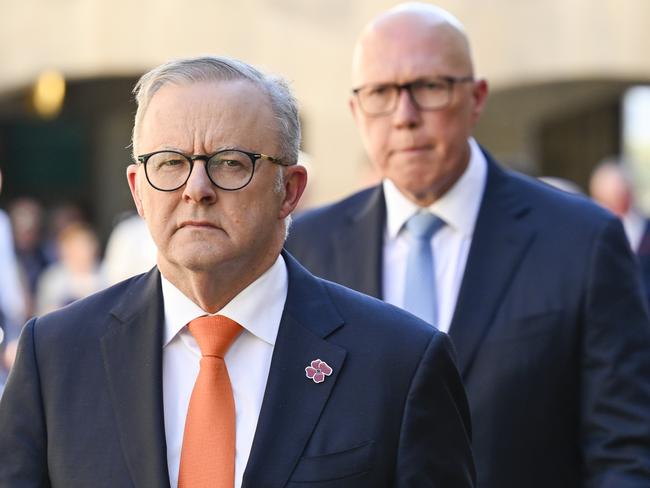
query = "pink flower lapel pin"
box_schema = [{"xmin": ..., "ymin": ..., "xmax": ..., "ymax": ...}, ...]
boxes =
[{"xmin": 305, "ymin": 359, "xmax": 333, "ymax": 384}]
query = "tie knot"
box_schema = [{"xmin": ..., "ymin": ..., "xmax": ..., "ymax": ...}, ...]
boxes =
[
  {"xmin": 406, "ymin": 212, "xmax": 444, "ymax": 240},
  {"xmin": 188, "ymin": 315, "xmax": 243, "ymax": 358}
]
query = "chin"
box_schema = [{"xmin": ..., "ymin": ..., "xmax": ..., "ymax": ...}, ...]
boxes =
[
  {"xmin": 179, "ymin": 256, "xmax": 230, "ymax": 274},
  {"xmin": 171, "ymin": 242, "xmax": 231, "ymax": 271}
]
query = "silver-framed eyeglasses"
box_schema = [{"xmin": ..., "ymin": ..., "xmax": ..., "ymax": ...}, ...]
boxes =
[
  {"xmin": 352, "ymin": 76, "xmax": 474, "ymax": 116},
  {"xmin": 136, "ymin": 149, "xmax": 294, "ymax": 192}
]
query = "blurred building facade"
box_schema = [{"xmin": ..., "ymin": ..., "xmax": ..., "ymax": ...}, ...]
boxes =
[{"xmin": 1, "ymin": 0, "xmax": 649, "ymax": 240}]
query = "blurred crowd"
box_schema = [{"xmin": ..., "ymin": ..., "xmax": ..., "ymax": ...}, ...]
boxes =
[{"xmin": 0, "ymin": 188, "xmax": 156, "ymax": 392}]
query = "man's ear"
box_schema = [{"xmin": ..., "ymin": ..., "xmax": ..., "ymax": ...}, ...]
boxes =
[
  {"xmin": 126, "ymin": 164, "xmax": 145, "ymax": 217},
  {"xmin": 470, "ymin": 78, "xmax": 489, "ymax": 125},
  {"xmin": 349, "ymin": 95, "xmax": 361, "ymax": 124},
  {"xmin": 279, "ymin": 165, "xmax": 308, "ymax": 219}
]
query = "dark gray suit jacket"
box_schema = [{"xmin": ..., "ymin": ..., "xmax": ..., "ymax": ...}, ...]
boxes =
[
  {"xmin": 0, "ymin": 252, "xmax": 475, "ymax": 487},
  {"xmin": 286, "ymin": 154, "xmax": 650, "ymax": 488}
]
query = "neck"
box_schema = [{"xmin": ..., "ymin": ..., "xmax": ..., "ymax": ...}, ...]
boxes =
[
  {"xmin": 409, "ymin": 163, "xmax": 469, "ymax": 207},
  {"xmin": 158, "ymin": 248, "xmax": 281, "ymax": 313}
]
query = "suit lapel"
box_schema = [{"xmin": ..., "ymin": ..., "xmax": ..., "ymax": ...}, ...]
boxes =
[
  {"xmin": 448, "ymin": 158, "xmax": 536, "ymax": 377},
  {"xmin": 242, "ymin": 252, "xmax": 347, "ymax": 488},
  {"xmin": 332, "ymin": 186, "xmax": 385, "ymax": 298},
  {"xmin": 101, "ymin": 269, "xmax": 170, "ymax": 488}
]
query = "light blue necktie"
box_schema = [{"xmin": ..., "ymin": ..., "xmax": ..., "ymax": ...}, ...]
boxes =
[{"xmin": 403, "ymin": 212, "xmax": 445, "ymax": 326}]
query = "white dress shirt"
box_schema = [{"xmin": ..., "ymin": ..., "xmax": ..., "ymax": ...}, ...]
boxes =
[
  {"xmin": 622, "ymin": 208, "xmax": 647, "ymax": 252},
  {"xmin": 382, "ymin": 138, "xmax": 487, "ymax": 332},
  {"xmin": 162, "ymin": 255, "xmax": 287, "ymax": 488}
]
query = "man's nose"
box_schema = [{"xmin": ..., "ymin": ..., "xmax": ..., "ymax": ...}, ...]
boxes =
[
  {"xmin": 392, "ymin": 87, "xmax": 421, "ymax": 128},
  {"xmin": 182, "ymin": 160, "xmax": 217, "ymax": 203}
]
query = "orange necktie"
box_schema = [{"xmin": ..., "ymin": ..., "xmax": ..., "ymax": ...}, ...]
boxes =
[{"xmin": 178, "ymin": 315, "xmax": 243, "ymax": 488}]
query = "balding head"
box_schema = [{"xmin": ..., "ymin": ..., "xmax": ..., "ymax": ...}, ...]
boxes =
[
  {"xmin": 352, "ymin": 2, "xmax": 474, "ymax": 88},
  {"xmin": 589, "ymin": 160, "xmax": 634, "ymax": 217}
]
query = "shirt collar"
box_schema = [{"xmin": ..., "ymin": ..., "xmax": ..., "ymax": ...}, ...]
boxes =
[
  {"xmin": 622, "ymin": 208, "xmax": 646, "ymax": 251},
  {"xmin": 384, "ymin": 137, "xmax": 487, "ymax": 239},
  {"xmin": 161, "ymin": 255, "xmax": 288, "ymax": 348}
]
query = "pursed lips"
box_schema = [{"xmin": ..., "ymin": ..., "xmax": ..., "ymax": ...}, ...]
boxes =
[
  {"xmin": 391, "ymin": 145, "xmax": 433, "ymax": 156},
  {"xmin": 179, "ymin": 220, "xmax": 220, "ymax": 230}
]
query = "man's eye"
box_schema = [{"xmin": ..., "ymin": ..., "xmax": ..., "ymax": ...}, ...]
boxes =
[
  {"xmin": 155, "ymin": 158, "xmax": 186, "ymax": 170},
  {"xmin": 222, "ymin": 159, "xmax": 244, "ymax": 168},
  {"xmin": 163, "ymin": 159, "xmax": 185, "ymax": 166},
  {"xmin": 367, "ymin": 85, "xmax": 391, "ymax": 97},
  {"xmin": 213, "ymin": 158, "xmax": 247, "ymax": 171},
  {"xmin": 418, "ymin": 81, "xmax": 445, "ymax": 91}
]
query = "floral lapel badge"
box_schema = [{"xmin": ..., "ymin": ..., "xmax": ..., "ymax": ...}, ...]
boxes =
[{"xmin": 305, "ymin": 359, "xmax": 333, "ymax": 384}]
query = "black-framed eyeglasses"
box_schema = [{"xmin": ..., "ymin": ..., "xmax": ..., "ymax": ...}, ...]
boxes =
[
  {"xmin": 136, "ymin": 149, "xmax": 294, "ymax": 192},
  {"xmin": 352, "ymin": 76, "xmax": 474, "ymax": 116}
]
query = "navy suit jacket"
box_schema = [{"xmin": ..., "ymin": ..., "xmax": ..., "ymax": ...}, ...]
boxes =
[
  {"xmin": 0, "ymin": 252, "xmax": 475, "ymax": 487},
  {"xmin": 285, "ymin": 155, "xmax": 650, "ymax": 488}
]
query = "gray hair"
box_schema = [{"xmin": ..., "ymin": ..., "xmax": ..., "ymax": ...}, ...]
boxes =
[{"xmin": 131, "ymin": 55, "xmax": 301, "ymax": 165}]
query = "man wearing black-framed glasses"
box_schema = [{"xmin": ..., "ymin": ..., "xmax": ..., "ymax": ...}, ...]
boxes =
[
  {"xmin": 137, "ymin": 148, "xmax": 290, "ymax": 193},
  {"xmin": 0, "ymin": 54, "xmax": 475, "ymax": 487},
  {"xmin": 287, "ymin": 3, "xmax": 650, "ymax": 488},
  {"xmin": 352, "ymin": 76, "xmax": 475, "ymax": 117}
]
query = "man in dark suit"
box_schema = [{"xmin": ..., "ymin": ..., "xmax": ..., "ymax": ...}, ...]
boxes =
[
  {"xmin": 589, "ymin": 159, "xmax": 650, "ymax": 306},
  {"xmin": 0, "ymin": 56, "xmax": 474, "ymax": 487},
  {"xmin": 286, "ymin": 4, "xmax": 650, "ymax": 487}
]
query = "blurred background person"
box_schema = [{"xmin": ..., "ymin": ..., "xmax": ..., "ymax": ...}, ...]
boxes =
[
  {"xmin": 8, "ymin": 197, "xmax": 52, "ymax": 312},
  {"xmin": 0, "ymin": 167, "xmax": 27, "ymax": 395},
  {"xmin": 34, "ymin": 221, "xmax": 107, "ymax": 315},
  {"xmin": 8, "ymin": 198, "xmax": 86, "ymax": 318},
  {"xmin": 286, "ymin": 3, "xmax": 650, "ymax": 487},
  {"xmin": 43, "ymin": 202, "xmax": 86, "ymax": 263},
  {"xmin": 589, "ymin": 158, "xmax": 650, "ymax": 304},
  {"xmin": 102, "ymin": 211, "xmax": 157, "ymax": 285},
  {"xmin": 589, "ymin": 158, "xmax": 649, "ymax": 253}
]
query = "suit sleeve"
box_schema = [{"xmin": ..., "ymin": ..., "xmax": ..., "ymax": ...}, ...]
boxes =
[
  {"xmin": 0, "ymin": 318, "xmax": 52, "ymax": 487},
  {"xmin": 582, "ymin": 217, "xmax": 650, "ymax": 487},
  {"xmin": 395, "ymin": 331, "xmax": 476, "ymax": 487}
]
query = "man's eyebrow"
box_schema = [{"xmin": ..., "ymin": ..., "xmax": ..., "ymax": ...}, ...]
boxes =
[
  {"xmin": 154, "ymin": 145, "xmax": 251, "ymax": 155},
  {"xmin": 155, "ymin": 146, "xmax": 186, "ymax": 153},
  {"xmin": 214, "ymin": 145, "xmax": 263, "ymax": 155},
  {"xmin": 215, "ymin": 145, "xmax": 241, "ymax": 152}
]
